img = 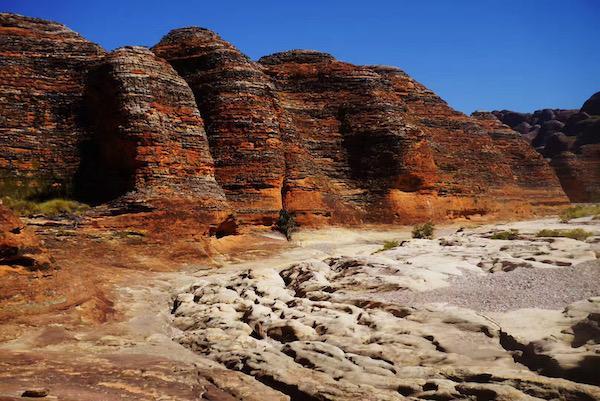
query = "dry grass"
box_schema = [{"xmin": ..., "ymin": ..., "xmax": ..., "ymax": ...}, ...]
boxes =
[
  {"xmin": 1, "ymin": 197, "xmax": 89, "ymax": 218},
  {"xmin": 490, "ymin": 229, "xmax": 520, "ymax": 240},
  {"xmin": 560, "ymin": 205, "xmax": 600, "ymax": 222},
  {"xmin": 536, "ymin": 228, "xmax": 593, "ymax": 241}
]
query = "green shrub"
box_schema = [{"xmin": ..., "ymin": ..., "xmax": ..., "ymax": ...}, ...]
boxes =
[
  {"xmin": 412, "ymin": 222, "xmax": 434, "ymax": 239},
  {"xmin": 275, "ymin": 210, "xmax": 296, "ymax": 240},
  {"xmin": 490, "ymin": 229, "xmax": 520, "ymax": 240},
  {"xmin": 1, "ymin": 197, "xmax": 89, "ymax": 218},
  {"xmin": 560, "ymin": 205, "xmax": 600, "ymax": 222},
  {"xmin": 382, "ymin": 240, "xmax": 400, "ymax": 250},
  {"xmin": 536, "ymin": 228, "xmax": 593, "ymax": 241},
  {"xmin": 373, "ymin": 240, "xmax": 401, "ymax": 254}
]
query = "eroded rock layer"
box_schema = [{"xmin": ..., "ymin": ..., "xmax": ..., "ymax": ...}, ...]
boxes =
[
  {"xmin": 171, "ymin": 217, "xmax": 600, "ymax": 399},
  {"xmin": 260, "ymin": 52, "xmax": 567, "ymax": 224},
  {"xmin": 78, "ymin": 47, "xmax": 228, "ymax": 210},
  {"xmin": 0, "ymin": 14, "xmax": 569, "ymax": 230},
  {"xmin": 0, "ymin": 13, "xmax": 104, "ymax": 199},
  {"xmin": 152, "ymin": 29, "xmax": 286, "ymax": 225}
]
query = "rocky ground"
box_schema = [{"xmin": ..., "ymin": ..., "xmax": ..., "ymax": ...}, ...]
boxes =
[{"xmin": 1, "ymin": 217, "xmax": 599, "ymax": 400}]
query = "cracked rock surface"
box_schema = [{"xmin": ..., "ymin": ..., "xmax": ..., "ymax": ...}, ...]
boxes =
[{"xmin": 172, "ymin": 218, "xmax": 600, "ymax": 400}]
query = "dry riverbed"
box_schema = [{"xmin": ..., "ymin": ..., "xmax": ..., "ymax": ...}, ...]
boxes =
[{"xmin": 1, "ymin": 217, "xmax": 599, "ymax": 400}]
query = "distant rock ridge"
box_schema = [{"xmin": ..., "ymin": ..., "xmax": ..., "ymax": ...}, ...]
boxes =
[
  {"xmin": 258, "ymin": 49, "xmax": 336, "ymax": 65},
  {"xmin": 0, "ymin": 13, "xmax": 569, "ymax": 233},
  {"xmin": 474, "ymin": 92, "xmax": 600, "ymax": 202}
]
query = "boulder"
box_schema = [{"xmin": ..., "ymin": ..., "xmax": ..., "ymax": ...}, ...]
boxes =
[
  {"xmin": 538, "ymin": 108, "xmax": 556, "ymax": 122},
  {"xmin": 513, "ymin": 121, "xmax": 532, "ymax": 135},
  {"xmin": 564, "ymin": 112, "xmax": 591, "ymax": 135},
  {"xmin": 554, "ymin": 109, "xmax": 578, "ymax": 123},
  {"xmin": 0, "ymin": 204, "xmax": 52, "ymax": 270},
  {"xmin": 532, "ymin": 120, "xmax": 565, "ymax": 147},
  {"xmin": 581, "ymin": 91, "xmax": 600, "ymax": 116},
  {"xmin": 501, "ymin": 111, "xmax": 530, "ymax": 127},
  {"xmin": 544, "ymin": 133, "xmax": 571, "ymax": 157},
  {"xmin": 573, "ymin": 117, "xmax": 600, "ymax": 148}
]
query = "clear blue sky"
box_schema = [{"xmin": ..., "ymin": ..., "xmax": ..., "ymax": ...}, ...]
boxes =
[{"xmin": 2, "ymin": 0, "xmax": 599, "ymax": 113}]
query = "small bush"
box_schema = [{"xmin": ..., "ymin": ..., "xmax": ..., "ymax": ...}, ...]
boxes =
[
  {"xmin": 373, "ymin": 240, "xmax": 401, "ymax": 254},
  {"xmin": 412, "ymin": 222, "xmax": 434, "ymax": 239},
  {"xmin": 536, "ymin": 228, "xmax": 593, "ymax": 241},
  {"xmin": 490, "ymin": 229, "xmax": 519, "ymax": 240},
  {"xmin": 1, "ymin": 197, "xmax": 89, "ymax": 218},
  {"xmin": 560, "ymin": 205, "xmax": 600, "ymax": 222},
  {"xmin": 275, "ymin": 210, "xmax": 296, "ymax": 240},
  {"xmin": 382, "ymin": 240, "xmax": 400, "ymax": 250}
]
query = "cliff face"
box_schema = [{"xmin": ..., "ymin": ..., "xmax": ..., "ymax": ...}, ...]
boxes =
[
  {"xmin": 153, "ymin": 28, "xmax": 286, "ymax": 225},
  {"xmin": 0, "ymin": 13, "xmax": 104, "ymax": 199},
  {"xmin": 78, "ymin": 45, "xmax": 234, "ymax": 234},
  {"xmin": 258, "ymin": 52, "xmax": 438, "ymax": 224},
  {"xmin": 482, "ymin": 92, "xmax": 600, "ymax": 202},
  {"xmin": 260, "ymin": 52, "xmax": 566, "ymax": 224},
  {"xmin": 78, "ymin": 47, "xmax": 228, "ymax": 208},
  {"xmin": 0, "ymin": 14, "xmax": 570, "ymax": 231}
]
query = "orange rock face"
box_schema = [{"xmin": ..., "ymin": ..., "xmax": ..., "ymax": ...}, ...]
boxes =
[
  {"xmin": 153, "ymin": 29, "xmax": 286, "ymax": 225},
  {"xmin": 0, "ymin": 15, "xmax": 569, "ymax": 232},
  {"xmin": 260, "ymin": 51, "xmax": 567, "ymax": 224},
  {"xmin": 0, "ymin": 204, "xmax": 52, "ymax": 270},
  {"xmin": 77, "ymin": 47, "xmax": 229, "ymax": 210},
  {"xmin": 0, "ymin": 13, "xmax": 104, "ymax": 199}
]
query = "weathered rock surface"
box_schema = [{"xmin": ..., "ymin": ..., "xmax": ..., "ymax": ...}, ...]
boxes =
[
  {"xmin": 477, "ymin": 92, "xmax": 600, "ymax": 202},
  {"xmin": 153, "ymin": 28, "xmax": 286, "ymax": 225},
  {"xmin": 76, "ymin": 46, "xmax": 234, "ymax": 234},
  {"xmin": 0, "ymin": 13, "xmax": 570, "ymax": 230},
  {"xmin": 172, "ymin": 219, "xmax": 600, "ymax": 400},
  {"xmin": 0, "ymin": 204, "xmax": 52, "ymax": 270},
  {"xmin": 260, "ymin": 52, "xmax": 566, "ymax": 224},
  {"xmin": 79, "ymin": 47, "xmax": 225, "ymax": 204},
  {"xmin": 0, "ymin": 13, "xmax": 104, "ymax": 199}
]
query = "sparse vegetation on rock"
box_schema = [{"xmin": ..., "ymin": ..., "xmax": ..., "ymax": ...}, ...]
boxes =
[
  {"xmin": 536, "ymin": 228, "xmax": 593, "ymax": 241},
  {"xmin": 490, "ymin": 229, "xmax": 520, "ymax": 240},
  {"xmin": 560, "ymin": 204, "xmax": 600, "ymax": 222},
  {"xmin": 275, "ymin": 210, "xmax": 296, "ymax": 240},
  {"xmin": 1, "ymin": 197, "xmax": 89, "ymax": 218},
  {"xmin": 412, "ymin": 222, "xmax": 434, "ymax": 239},
  {"xmin": 374, "ymin": 240, "xmax": 400, "ymax": 253}
]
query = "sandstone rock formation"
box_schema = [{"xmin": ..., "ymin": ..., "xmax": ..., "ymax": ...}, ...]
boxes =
[
  {"xmin": 0, "ymin": 204, "xmax": 52, "ymax": 270},
  {"xmin": 153, "ymin": 28, "xmax": 286, "ymax": 225},
  {"xmin": 76, "ymin": 46, "xmax": 234, "ymax": 234},
  {"xmin": 0, "ymin": 13, "xmax": 569, "ymax": 232},
  {"xmin": 474, "ymin": 92, "xmax": 600, "ymax": 202},
  {"xmin": 79, "ymin": 47, "xmax": 225, "ymax": 204},
  {"xmin": 0, "ymin": 13, "xmax": 104, "ymax": 199},
  {"xmin": 260, "ymin": 52, "xmax": 566, "ymax": 224},
  {"xmin": 154, "ymin": 29, "xmax": 568, "ymax": 225}
]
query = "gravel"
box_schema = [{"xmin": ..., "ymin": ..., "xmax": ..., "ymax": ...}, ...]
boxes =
[{"xmin": 379, "ymin": 259, "xmax": 600, "ymax": 312}]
